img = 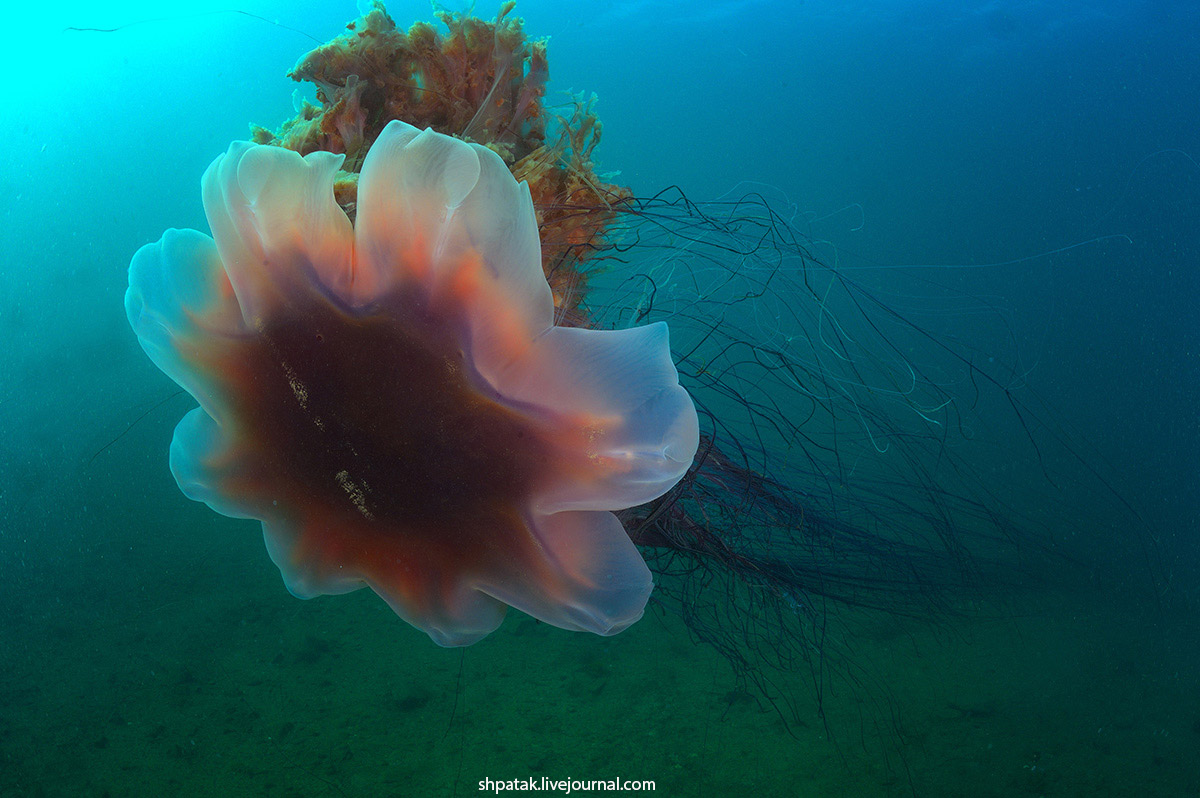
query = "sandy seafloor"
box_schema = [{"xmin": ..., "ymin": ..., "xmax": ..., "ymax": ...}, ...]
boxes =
[
  {"xmin": 2, "ymin": 0, "xmax": 1199, "ymax": 795},
  {"xmin": 3, "ymin": 528, "xmax": 1199, "ymax": 797}
]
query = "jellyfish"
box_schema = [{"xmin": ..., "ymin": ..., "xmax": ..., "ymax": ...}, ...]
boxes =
[
  {"xmin": 125, "ymin": 120, "xmax": 699, "ymax": 646},
  {"xmin": 125, "ymin": 1, "xmax": 1159, "ymax": 732}
]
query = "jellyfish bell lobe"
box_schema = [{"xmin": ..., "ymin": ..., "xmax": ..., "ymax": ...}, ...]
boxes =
[{"xmin": 126, "ymin": 120, "xmax": 699, "ymax": 646}]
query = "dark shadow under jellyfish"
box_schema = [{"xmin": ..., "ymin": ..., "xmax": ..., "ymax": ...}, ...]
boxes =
[{"xmin": 125, "ymin": 0, "xmax": 1163, "ymax": 740}]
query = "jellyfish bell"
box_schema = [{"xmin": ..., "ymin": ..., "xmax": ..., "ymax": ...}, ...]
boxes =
[{"xmin": 125, "ymin": 120, "xmax": 700, "ymax": 646}]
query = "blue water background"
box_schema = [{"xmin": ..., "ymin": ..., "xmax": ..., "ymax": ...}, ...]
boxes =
[{"xmin": 1, "ymin": 1, "xmax": 1197, "ymax": 795}]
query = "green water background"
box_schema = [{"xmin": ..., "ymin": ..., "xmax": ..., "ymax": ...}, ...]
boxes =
[{"xmin": 2, "ymin": 1, "xmax": 1197, "ymax": 795}]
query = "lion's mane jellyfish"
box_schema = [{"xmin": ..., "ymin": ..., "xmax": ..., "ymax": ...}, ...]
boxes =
[
  {"xmin": 127, "ymin": 114, "xmax": 699, "ymax": 645},
  {"xmin": 129, "ymin": 0, "xmax": 1143, "ymax": 724}
]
